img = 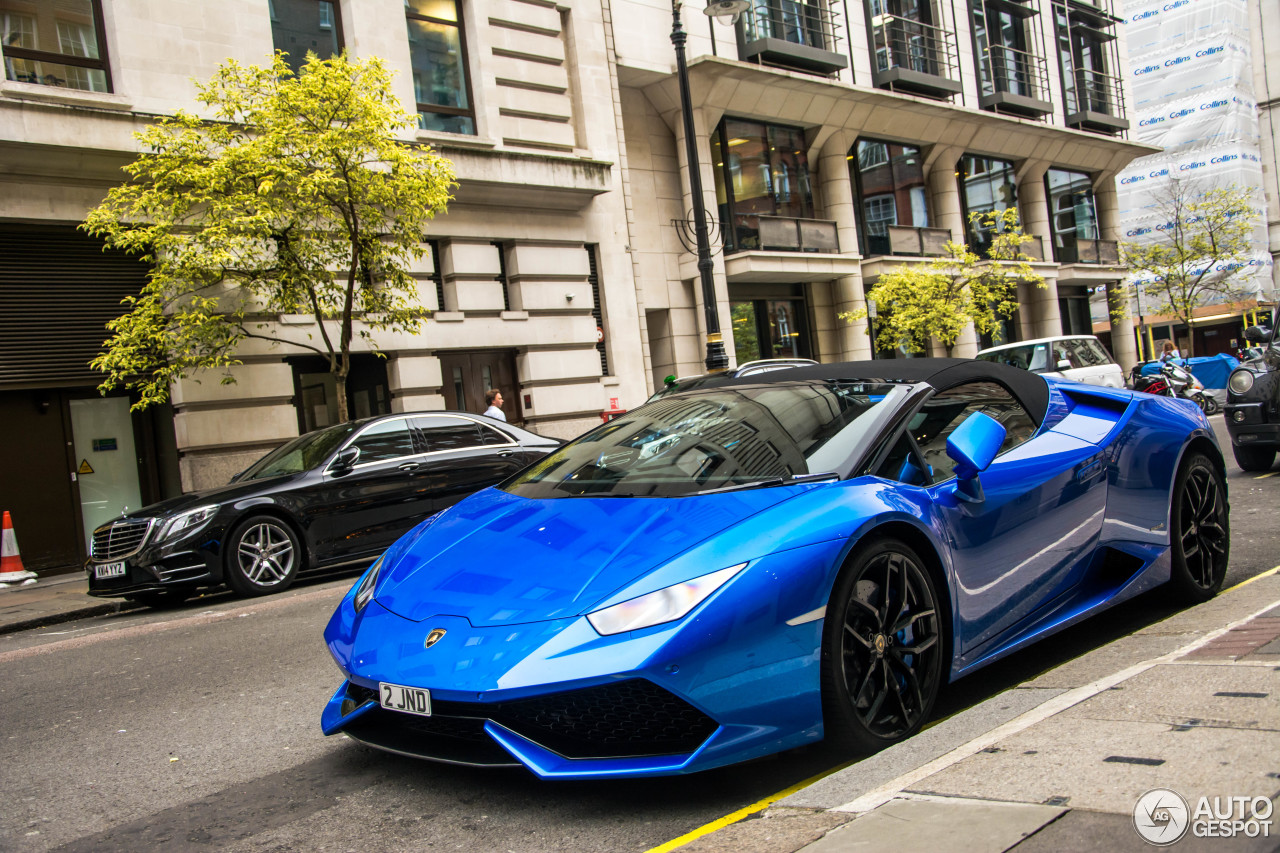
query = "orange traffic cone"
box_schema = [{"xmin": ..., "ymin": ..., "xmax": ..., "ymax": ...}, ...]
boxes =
[{"xmin": 0, "ymin": 511, "xmax": 37, "ymax": 585}]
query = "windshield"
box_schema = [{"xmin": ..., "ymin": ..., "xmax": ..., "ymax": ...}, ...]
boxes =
[
  {"xmin": 502, "ymin": 381, "xmax": 911, "ymax": 498},
  {"xmin": 976, "ymin": 343, "xmax": 1054, "ymax": 373},
  {"xmin": 238, "ymin": 422, "xmax": 359, "ymax": 481}
]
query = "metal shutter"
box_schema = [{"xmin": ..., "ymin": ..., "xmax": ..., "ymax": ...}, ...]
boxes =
[{"xmin": 0, "ymin": 224, "xmax": 149, "ymax": 390}]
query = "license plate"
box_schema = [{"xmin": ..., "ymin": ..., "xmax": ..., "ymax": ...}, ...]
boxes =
[
  {"xmin": 380, "ymin": 682, "xmax": 431, "ymax": 717},
  {"xmin": 94, "ymin": 561, "xmax": 126, "ymax": 579}
]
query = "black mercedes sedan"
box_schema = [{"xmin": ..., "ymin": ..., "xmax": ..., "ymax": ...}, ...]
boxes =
[{"xmin": 86, "ymin": 412, "xmax": 560, "ymax": 607}]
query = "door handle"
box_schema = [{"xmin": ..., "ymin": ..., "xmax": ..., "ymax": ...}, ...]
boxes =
[
  {"xmin": 497, "ymin": 450, "xmax": 515, "ymax": 457},
  {"xmin": 398, "ymin": 462, "xmax": 420, "ymax": 471}
]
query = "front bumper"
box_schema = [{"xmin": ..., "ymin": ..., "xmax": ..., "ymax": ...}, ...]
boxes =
[
  {"xmin": 1223, "ymin": 403, "xmax": 1280, "ymax": 448},
  {"xmin": 85, "ymin": 525, "xmax": 222, "ymax": 598}
]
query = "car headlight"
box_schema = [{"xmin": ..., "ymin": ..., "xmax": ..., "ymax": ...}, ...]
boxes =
[
  {"xmin": 587, "ymin": 563, "xmax": 746, "ymax": 636},
  {"xmin": 1228, "ymin": 370, "xmax": 1255, "ymax": 395},
  {"xmin": 157, "ymin": 505, "xmax": 218, "ymax": 542},
  {"xmin": 353, "ymin": 554, "xmax": 385, "ymax": 613}
]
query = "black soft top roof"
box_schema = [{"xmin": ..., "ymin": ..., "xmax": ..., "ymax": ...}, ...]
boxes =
[{"xmin": 670, "ymin": 358, "xmax": 1051, "ymax": 426}]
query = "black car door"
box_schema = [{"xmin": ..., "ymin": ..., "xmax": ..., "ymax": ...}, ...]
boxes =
[
  {"xmin": 410, "ymin": 415, "xmax": 529, "ymax": 513},
  {"xmin": 310, "ymin": 417, "xmax": 435, "ymax": 566}
]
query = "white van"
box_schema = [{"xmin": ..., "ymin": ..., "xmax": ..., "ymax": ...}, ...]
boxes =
[{"xmin": 975, "ymin": 335, "xmax": 1125, "ymax": 388}]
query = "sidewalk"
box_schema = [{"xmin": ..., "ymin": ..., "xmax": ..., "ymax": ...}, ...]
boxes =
[
  {"xmin": 0, "ymin": 571, "xmax": 142, "ymax": 635},
  {"xmin": 682, "ymin": 570, "xmax": 1280, "ymax": 853}
]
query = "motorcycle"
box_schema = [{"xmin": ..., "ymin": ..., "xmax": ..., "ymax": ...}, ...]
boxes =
[{"xmin": 1129, "ymin": 359, "xmax": 1220, "ymax": 415}]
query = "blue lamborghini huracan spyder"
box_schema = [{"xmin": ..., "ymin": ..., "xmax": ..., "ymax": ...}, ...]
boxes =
[{"xmin": 321, "ymin": 359, "xmax": 1229, "ymax": 779}]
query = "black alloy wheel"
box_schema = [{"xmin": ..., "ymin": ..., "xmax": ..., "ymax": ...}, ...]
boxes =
[
  {"xmin": 224, "ymin": 515, "xmax": 302, "ymax": 596},
  {"xmin": 1168, "ymin": 452, "xmax": 1229, "ymax": 603},
  {"xmin": 1231, "ymin": 444, "xmax": 1275, "ymax": 473},
  {"xmin": 821, "ymin": 537, "xmax": 944, "ymax": 753}
]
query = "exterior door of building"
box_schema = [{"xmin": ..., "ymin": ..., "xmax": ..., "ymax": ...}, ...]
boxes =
[
  {"xmin": 439, "ymin": 350, "xmax": 521, "ymax": 422},
  {"xmin": 730, "ymin": 299, "xmax": 811, "ymax": 362},
  {"xmin": 69, "ymin": 396, "xmax": 144, "ymax": 552}
]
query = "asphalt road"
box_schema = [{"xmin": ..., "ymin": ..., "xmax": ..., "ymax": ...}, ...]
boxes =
[{"xmin": 1, "ymin": 416, "xmax": 1276, "ymax": 853}]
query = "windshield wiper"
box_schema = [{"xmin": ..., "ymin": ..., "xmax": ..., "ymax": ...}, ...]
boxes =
[{"xmin": 695, "ymin": 472, "xmax": 839, "ymax": 495}]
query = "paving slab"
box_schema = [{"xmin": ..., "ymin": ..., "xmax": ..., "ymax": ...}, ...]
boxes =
[
  {"xmin": 1018, "ymin": 632, "xmax": 1201, "ymax": 690},
  {"xmin": 1007, "ymin": 808, "xmax": 1279, "ymax": 853},
  {"xmin": 908, "ymin": 715, "xmax": 1280, "ymax": 813},
  {"xmin": 778, "ymin": 687, "xmax": 1064, "ymax": 810},
  {"xmin": 1056, "ymin": 662, "xmax": 1280, "ymax": 732},
  {"xmin": 1135, "ymin": 580, "xmax": 1280, "ymax": 637},
  {"xmin": 798, "ymin": 795, "xmax": 1064, "ymax": 853}
]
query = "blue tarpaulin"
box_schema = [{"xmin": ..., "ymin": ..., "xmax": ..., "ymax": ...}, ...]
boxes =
[{"xmin": 1139, "ymin": 354, "xmax": 1239, "ymax": 390}]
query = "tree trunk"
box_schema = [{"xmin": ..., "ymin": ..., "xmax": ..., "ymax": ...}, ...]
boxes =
[{"xmin": 333, "ymin": 363, "xmax": 350, "ymax": 424}]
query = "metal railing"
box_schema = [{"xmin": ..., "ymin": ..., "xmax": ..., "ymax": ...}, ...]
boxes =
[
  {"xmin": 1066, "ymin": 67, "xmax": 1127, "ymax": 121},
  {"xmin": 979, "ymin": 43, "xmax": 1050, "ymax": 103},
  {"xmin": 868, "ymin": 12, "xmax": 960, "ymax": 85},
  {"xmin": 883, "ymin": 225, "xmax": 952, "ymax": 257},
  {"xmin": 741, "ymin": 0, "xmax": 844, "ymax": 54}
]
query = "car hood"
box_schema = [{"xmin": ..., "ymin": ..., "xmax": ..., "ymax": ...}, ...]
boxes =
[
  {"xmin": 374, "ymin": 485, "xmax": 805, "ymax": 627},
  {"xmin": 118, "ymin": 475, "xmax": 301, "ymax": 521}
]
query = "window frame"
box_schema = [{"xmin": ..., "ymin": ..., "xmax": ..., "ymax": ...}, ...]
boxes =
[
  {"xmin": 1044, "ymin": 167, "xmax": 1098, "ymax": 264},
  {"xmin": 711, "ymin": 116, "xmax": 816, "ymax": 253},
  {"xmin": 956, "ymin": 152, "xmax": 1019, "ymax": 258},
  {"xmin": 850, "ymin": 136, "xmax": 930, "ymax": 257},
  {"xmin": 1, "ymin": 0, "xmax": 113, "ymax": 92},
  {"xmin": 405, "ymin": 0, "xmax": 477, "ymax": 135}
]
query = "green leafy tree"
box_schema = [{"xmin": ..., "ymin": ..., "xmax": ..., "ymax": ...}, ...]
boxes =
[
  {"xmin": 1118, "ymin": 180, "xmax": 1258, "ymax": 357},
  {"xmin": 840, "ymin": 210, "xmax": 1045, "ymax": 356},
  {"xmin": 82, "ymin": 52, "xmax": 455, "ymax": 416}
]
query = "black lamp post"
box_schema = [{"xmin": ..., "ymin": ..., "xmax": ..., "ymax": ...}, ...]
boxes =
[{"xmin": 670, "ymin": 0, "xmax": 744, "ymax": 373}]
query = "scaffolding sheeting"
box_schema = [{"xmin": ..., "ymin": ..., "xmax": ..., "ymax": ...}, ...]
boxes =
[{"xmin": 1113, "ymin": 0, "xmax": 1273, "ymax": 308}]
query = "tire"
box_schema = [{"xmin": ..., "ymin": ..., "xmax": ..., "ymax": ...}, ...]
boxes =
[
  {"xmin": 1231, "ymin": 444, "xmax": 1276, "ymax": 473},
  {"xmin": 224, "ymin": 515, "xmax": 302, "ymax": 597},
  {"xmin": 1167, "ymin": 453, "xmax": 1229, "ymax": 604},
  {"xmin": 1200, "ymin": 395, "xmax": 1220, "ymax": 416},
  {"xmin": 126, "ymin": 589, "xmax": 191, "ymax": 609},
  {"xmin": 821, "ymin": 537, "xmax": 945, "ymax": 754}
]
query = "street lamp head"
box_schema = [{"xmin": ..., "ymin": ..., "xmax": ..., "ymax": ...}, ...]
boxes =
[{"xmin": 703, "ymin": 0, "xmax": 750, "ymax": 23}]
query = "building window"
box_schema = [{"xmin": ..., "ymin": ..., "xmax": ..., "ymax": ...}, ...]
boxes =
[
  {"xmin": 270, "ymin": 0, "xmax": 344, "ymax": 75},
  {"xmin": 957, "ymin": 154, "xmax": 1018, "ymax": 257},
  {"xmin": 731, "ymin": 299, "xmax": 810, "ymax": 362},
  {"xmin": 711, "ymin": 118, "xmax": 815, "ymax": 252},
  {"xmin": 1044, "ymin": 168, "xmax": 1098, "ymax": 264},
  {"xmin": 1052, "ymin": 0, "xmax": 1126, "ymax": 131},
  {"xmin": 2, "ymin": 0, "xmax": 110, "ymax": 91},
  {"xmin": 969, "ymin": 0, "xmax": 1034, "ymax": 98},
  {"xmin": 851, "ymin": 138, "xmax": 929, "ymax": 256},
  {"xmin": 406, "ymin": 0, "xmax": 475, "ymax": 135}
]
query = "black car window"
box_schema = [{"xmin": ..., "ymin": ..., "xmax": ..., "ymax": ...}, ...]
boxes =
[
  {"xmin": 240, "ymin": 422, "xmax": 358, "ymax": 480},
  {"xmin": 413, "ymin": 416, "xmax": 487, "ymax": 452},
  {"xmin": 349, "ymin": 419, "xmax": 415, "ymax": 464},
  {"xmin": 908, "ymin": 381, "xmax": 1036, "ymax": 484}
]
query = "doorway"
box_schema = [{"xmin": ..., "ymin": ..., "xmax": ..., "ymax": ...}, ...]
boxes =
[
  {"xmin": 438, "ymin": 350, "xmax": 521, "ymax": 422},
  {"xmin": 0, "ymin": 389, "xmax": 161, "ymax": 572},
  {"xmin": 730, "ymin": 299, "xmax": 812, "ymax": 362}
]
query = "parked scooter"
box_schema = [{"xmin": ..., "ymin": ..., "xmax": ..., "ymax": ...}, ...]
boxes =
[{"xmin": 1129, "ymin": 360, "xmax": 1220, "ymax": 415}]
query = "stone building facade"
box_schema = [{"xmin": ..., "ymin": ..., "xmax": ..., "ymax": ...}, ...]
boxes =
[{"xmin": 1, "ymin": 0, "xmax": 1151, "ymax": 572}]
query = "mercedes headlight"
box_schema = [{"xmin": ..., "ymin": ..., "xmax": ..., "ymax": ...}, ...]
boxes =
[
  {"xmin": 354, "ymin": 554, "xmax": 385, "ymax": 613},
  {"xmin": 157, "ymin": 505, "xmax": 218, "ymax": 542},
  {"xmin": 1228, "ymin": 370, "xmax": 1255, "ymax": 395},
  {"xmin": 587, "ymin": 563, "xmax": 746, "ymax": 635}
]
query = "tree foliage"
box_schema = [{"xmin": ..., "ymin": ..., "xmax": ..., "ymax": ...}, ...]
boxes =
[
  {"xmin": 840, "ymin": 210, "xmax": 1045, "ymax": 356},
  {"xmin": 82, "ymin": 52, "xmax": 455, "ymax": 414},
  {"xmin": 1118, "ymin": 180, "xmax": 1258, "ymax": 357}
]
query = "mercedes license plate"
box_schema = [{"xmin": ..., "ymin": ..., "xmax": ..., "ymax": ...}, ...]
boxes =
[
  {"xmin": 380, "ymin": 682, "xmax": 431, "ymax": 717},
  {"xmin": 94, "ymin": 561, "xmax": 126, "ymax": 579}
]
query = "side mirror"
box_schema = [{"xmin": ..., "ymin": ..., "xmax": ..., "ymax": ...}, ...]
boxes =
[
  {"xmin": 1244, "ymin": 325, "xmax": 1267, "ymax": 344},
  {"xmin": 331, "ymin": 446, "xmax": 360, "ymax": 473},
  {"xmin": 228, "ymin": 469, "xmax": 246, "ymax": 484},
  {"xmin": 1056, "ymin": 359, "xmax": 1072, "ymax": 370},
  {"xmin": 946, "ymin": 412, "xmax": 1007, "ymax": 503}
]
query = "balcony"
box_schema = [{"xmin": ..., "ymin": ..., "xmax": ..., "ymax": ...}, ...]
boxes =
[
  {"xmin": 744, "ymin": 214, "xmax": 841, "ymax": 252},
  {"xmin": 1064, "ymin": 68, "xmax": 1129, "ymax": 133},
  {"xmin": 884, "ymin": 225, "xmax": 953, "ymax": 256},
  {"xmin": 867, "ymin": 13, "xmax": 962, "ymax": 99},
  {"xmin": 738, "ymin": 0, "xmax": 848, "ymax": 76},
  {"xmin": 1056, "ymin": 238, "xmax": 1119, "ymax": 265},
  {"xmin": 977, "ymin": 44, "xmax": 1053, "ymax": 118}
]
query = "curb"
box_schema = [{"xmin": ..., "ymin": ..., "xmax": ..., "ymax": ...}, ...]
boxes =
[{"xmin": 0, "ymin": 599, "xmax": 143, "ymax": 637}]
